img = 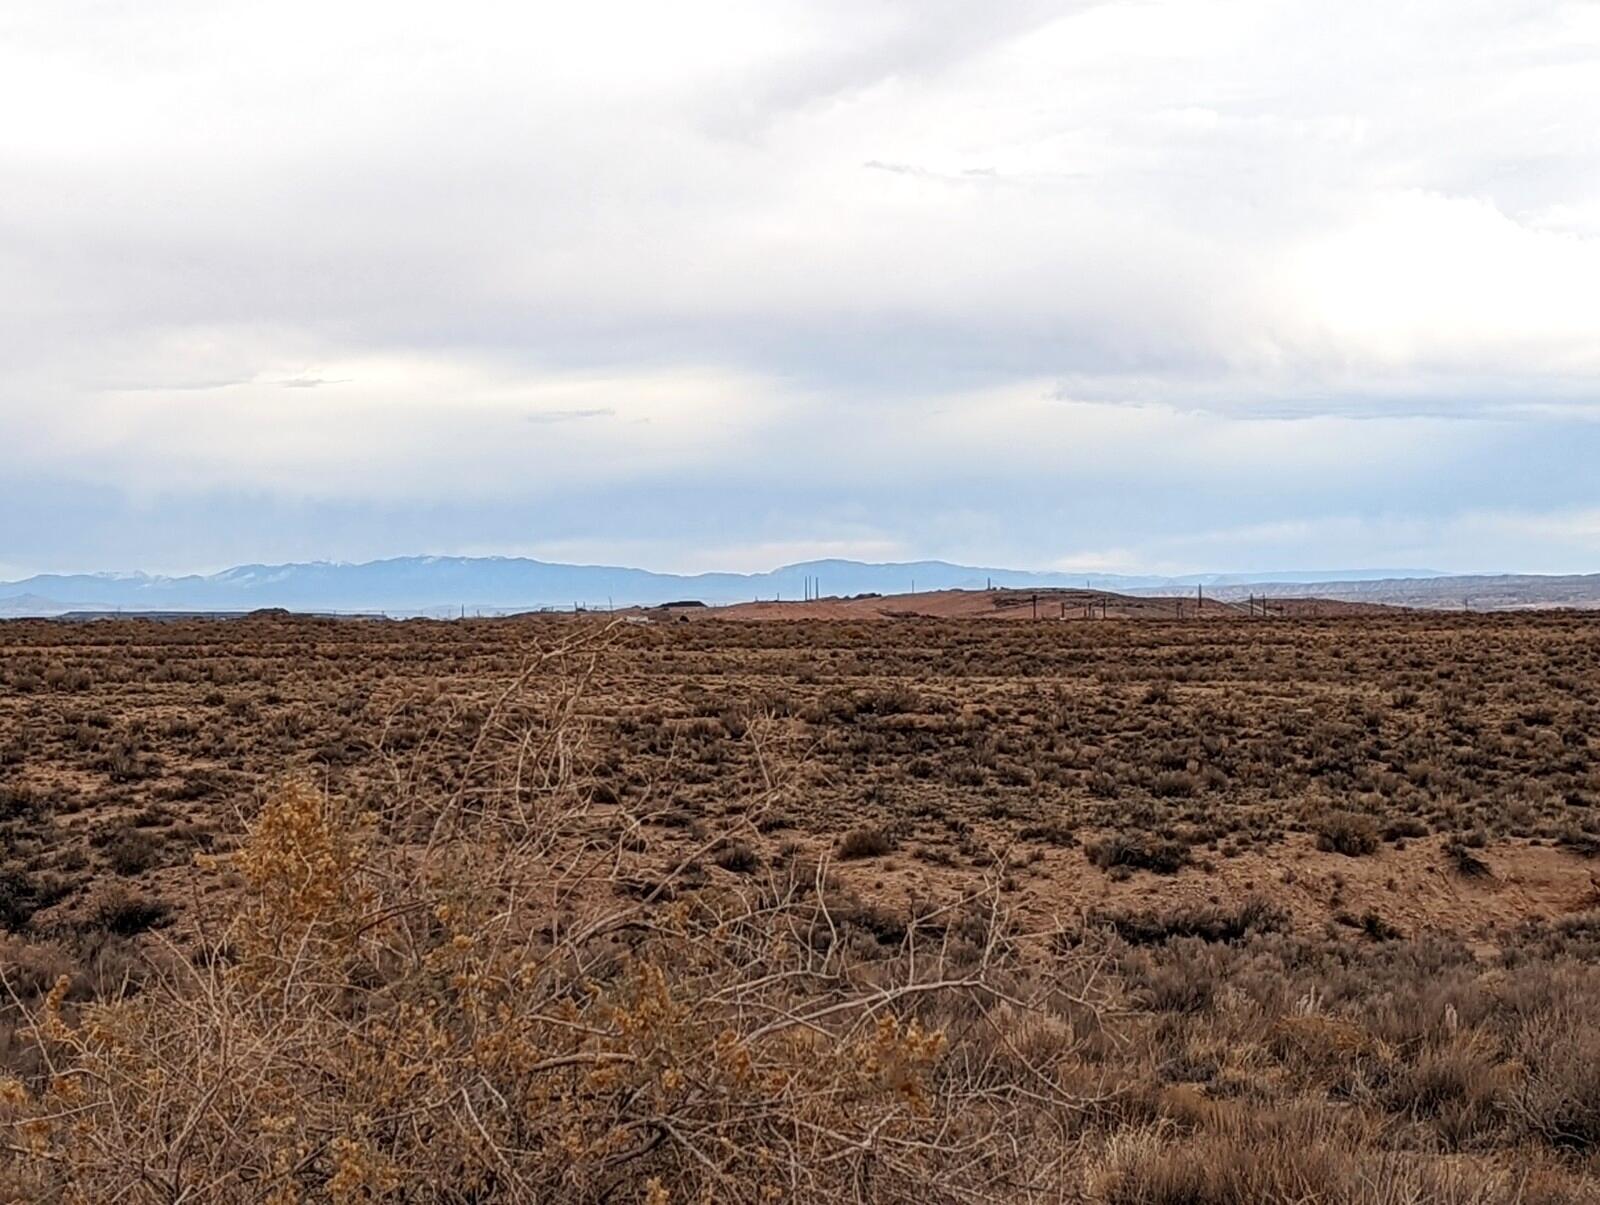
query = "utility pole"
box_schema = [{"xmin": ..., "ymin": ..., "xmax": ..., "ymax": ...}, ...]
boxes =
[{"xmin": 1032, "ymin": 593, "xmax": 1038, "ymax": 620}]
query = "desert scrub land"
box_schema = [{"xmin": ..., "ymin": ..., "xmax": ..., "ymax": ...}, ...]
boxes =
[{"xmin": 2, "ymin": 611, "xmax": 1600, "ymax": 1200}]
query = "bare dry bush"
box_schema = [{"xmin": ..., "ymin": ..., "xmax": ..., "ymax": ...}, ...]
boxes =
[
  {"xmin": 837, "ymin": 823, "xmax": 896, "ymax": 860},
  {"xmin": 1312, "ymin": 811, "xmax": 1380, "ymax": 857},
  {"xmin": 1085, "ymin": 833, "xmax": 1190, "ymax": 875},
  {"xmin": 0, "ymin": 629, "xmax": 1089, "ymax": 1202}
]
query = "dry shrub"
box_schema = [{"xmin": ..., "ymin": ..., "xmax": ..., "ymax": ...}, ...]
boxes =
[
  {"xmin": 1505, "ymin": 979, "xmax": 1600, "ymax": 1155},
  {"xmin": 837, "ymin": 823, "xmax": 895, "ymax": 860},
  {"xmin": 1088, "ymin": 1106, "xmax": 1557, "ymax": 1205},
  {"xmin": 0, "ymin": 867, "xmax": 70, "ymax": 933},
  {"xmin": 0, "ymin": 630, "xmax": 1088, "ymax": 1202},
  {"xmin": 1016, "ymin": 821, "xmax": 1076, "ymax": 847},
  {"xmin": 1086, "ymin": 833, "xmax": 1190, "ymax": 875},
  {"xmin": 1313, "ymin": 811, "xmax": 1379, "ymax": 857},
  {"xmin": 0, "ymin": 868, "xmax": 44, "ymax": 932},
  {"xmin": 1134, "ymin": 958, "xmax": 1218, "ymax": 1015},
  {"xmin": 83, "ymin": 884, "xmax": 172, "ymax": 937},
  {"xmin": 1151, "ymin": 770, "xmax": 1197, "ymax": 799},
  {"xmin": 1093, "ymin": 1124, "xmax": 1347, "ymax": 1204},
  {"xmin": 710, "ymin": 839, "xmax": 761, "ymax": 874},
  {"xmin": 1267, "ymin": 1015, "xmax": 1387, "ymax": 1087},
  {"xmin": 1380, "ymin": 1034, "xmax": 1504, "ymax": 1148},
  {"xmin": 1088, "ymin": 898, "xmax": 1287, "ymax": 947},
  {"xmin": 93, "ymin": 825, "xmax": 168, "ymax": 876},
  {"xmin": 1444, "ymin": 840, "xmax": 1492, "ymax": 878}
]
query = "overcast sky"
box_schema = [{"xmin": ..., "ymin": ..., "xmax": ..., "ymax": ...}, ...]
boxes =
[{"xmin": 5, "ymin": 1, "xmax": 1600, "ymax": 578}]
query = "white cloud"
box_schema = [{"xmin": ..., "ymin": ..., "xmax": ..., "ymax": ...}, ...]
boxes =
[
  {"xmin": 1286, "ymin": 191, "xmax": 1600, "ymax": 372},
  {"xmin": 15, "ymin": 352, "xmax": 787, "ymax": 500}
]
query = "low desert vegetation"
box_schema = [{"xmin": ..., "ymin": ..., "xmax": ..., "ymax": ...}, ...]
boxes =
[
  {"xmin": 0, "ymin": 635, "xmax": 1084, "ymax": 1200},
  {"xmin": 1, "ymin": 613, "xmax": 1599, "ymax": 1199},
  {"xmin": 1311, "ymin": 810, "xmax": 1380, "ymax": 857}
]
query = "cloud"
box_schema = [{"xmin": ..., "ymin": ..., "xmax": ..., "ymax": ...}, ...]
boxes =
[
  {"xmin": 860, "ymin": 160, "xmax": 1013, "ymax": 184},
  {"xmin": 276, "ymin": 376, "xmax": 351, "ymax": 389},
  {"xmin": 111, "ymin": 377, "xmax": 252, "ymax": 392},
  {"xmin": 2, "ymin": 0, "xmax": 1598, "ymax": 575},
  {"xmin": 524, "ymin": 408, "xmax": 615, "ymax": 424}
]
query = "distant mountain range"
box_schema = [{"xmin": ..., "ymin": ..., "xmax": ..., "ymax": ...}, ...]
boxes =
[{"xmin": 0, "ymin": 556, "xmax": 1471, "ymax": 617}]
